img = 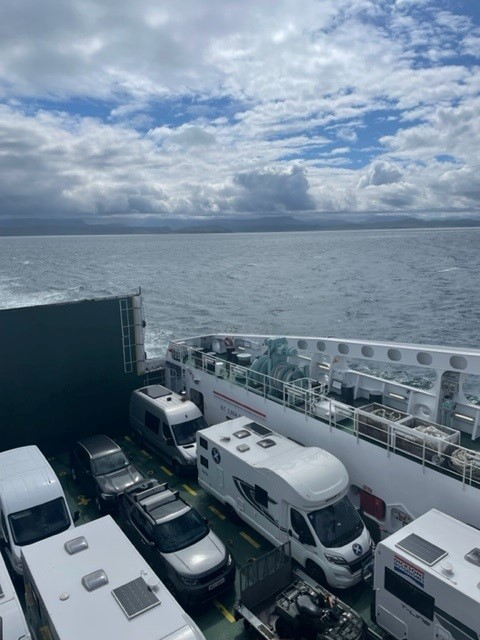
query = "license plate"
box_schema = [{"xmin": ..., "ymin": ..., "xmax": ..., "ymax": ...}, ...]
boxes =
[{"xmin": 208, "ymin": 577, "xmax": 225, "ymax": 590}]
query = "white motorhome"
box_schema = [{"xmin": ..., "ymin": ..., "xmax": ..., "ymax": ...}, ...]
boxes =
[
  {"xmin": 373, "ymin": 509, "xmax": 480, "ymax": 640},
  {"xmin": 0, "ymin": 445, "xmax": 77, "ymax": 574},
  {"xmin": 21, "ymin": 515, "xmax": 206, "ymax": 640},
  {"xmin": 130, "ymin": 385, "xmax": 208, "ymax": 473},
  {"xmin": 0, "ymin": 551, "xmax": 31, "ymax": 640},
  {"xmin": 197, "ymin": 416, "xmax": 372, "ymax": 589}
]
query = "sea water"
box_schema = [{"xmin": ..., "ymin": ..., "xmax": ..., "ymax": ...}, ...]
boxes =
[{"xmin": 1, "ymin": 228, "xmax": 480, "ymax": 359}]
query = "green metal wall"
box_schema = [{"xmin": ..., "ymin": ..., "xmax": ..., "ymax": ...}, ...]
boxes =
[{"xmin": 0, "ymin": 294, "xmax": 145, "ymax": 453}]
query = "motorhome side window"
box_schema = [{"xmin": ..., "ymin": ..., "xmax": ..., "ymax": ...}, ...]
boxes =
[
  {"xmin": 290, "ymin": 509, "xmax": 316, "ymax": 546},
  {"xmin": 384, "ymin": 567, "xmax": 434, "ymax": 621},
  {"xmin": 145, "ymin": 410, "xmax": 160, "ymax": 434},
  {"xmin": 199, "ymin": 436, "xmax": 208, "ymax": 450},
  {"xmin": 254, "ymin": 485, "xmax": 269, "ymax": 508},
  {"xmin": 200, "ymin": 456, "xmax": 209, "ymax": 468}
]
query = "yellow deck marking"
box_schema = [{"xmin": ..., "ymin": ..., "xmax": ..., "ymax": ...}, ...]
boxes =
[
  {"xmin": 213, "ymin": 599, "xmax": 235, "ymax": 623},
  {"xmin": 77, "ymin": 495, "xmax": 91, "ymax": 506},
  {"xmin": 240, "ymin": 531, "xmax": 261, "ymax": 549},
  {"xmin": 124, "ymin": 435, "xmax": 132, "ymax": 442},
  {"xmin": 161, "ymin": 465, "xmax": 173, "ymax": 477},
  {"xmin": 141, "ymin": 449, "xmax": 152, "ymax": 458},
  {"xmin": 59, "ymin": 471, "xmax": 67, "ymax": 477},
  {"xmin": 183, "ymin": 484, "xmax": 197, "ymax": 496},
  {"xmin": 208, "ymin": 505, "xmax": 226, "ymax": 520}
]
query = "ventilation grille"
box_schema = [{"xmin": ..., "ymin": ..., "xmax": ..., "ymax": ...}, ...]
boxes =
[
  {"xmin": 112, "ymin": 577, "xmax": 160, "ymax": 620},
  {"xmin": 396, "ymin": 533, "xmax": 448, "ymax": 566}
]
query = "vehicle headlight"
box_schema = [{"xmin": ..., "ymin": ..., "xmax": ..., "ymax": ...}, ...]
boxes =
[
  {"xmin": 180, "ymin": 576, "xmax": 199, "ymax": 586},
  {"xmin": 324, "ymin": 553, "xmax": 347, "ymax": 565}
]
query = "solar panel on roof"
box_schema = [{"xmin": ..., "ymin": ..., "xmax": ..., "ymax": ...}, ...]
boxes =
[
  {"xmin": 112, "ymin": 577, "xmax": 160, "ymax": 620},
  {"xmin": 140, "ymin": 385, "xmax": 171, "ymax": 399},
  {"xmin": 396, "ymin": 533, "xmax": 448, "ymax": 566},
  {"xmin": 247, "ymin": 422, "xmax": 271, "ymax": 437}
]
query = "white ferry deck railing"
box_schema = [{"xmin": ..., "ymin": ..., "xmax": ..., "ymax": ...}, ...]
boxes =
[{"xmin": 171, "ymin": 344, "xmax": 480, "ymax": 488}]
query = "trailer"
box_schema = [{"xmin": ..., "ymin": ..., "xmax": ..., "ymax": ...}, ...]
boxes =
[
  {"xmin": 21, "ymin": 515, "xmax": 206, "ymax": 640},
  {"xmin": 373, "ymin": 509, "xmax": 480, "ymax": 640},
  {"xmin": 235, "ymin": 542, "xmax": 366, "ymax": 640}
]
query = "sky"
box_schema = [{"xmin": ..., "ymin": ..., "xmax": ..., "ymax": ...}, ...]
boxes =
[{"xmin": 0, "ymin": 0, "xmax": 479, "ymax": 222}]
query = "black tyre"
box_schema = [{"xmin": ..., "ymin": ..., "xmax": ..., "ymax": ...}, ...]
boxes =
[
  {"xmin": 306, "ymin": 560, "xmax": 327, "ymax": 586},
  {"xmin": 225, "ymin": 503, "xmax": 240, "ymax": 523}
]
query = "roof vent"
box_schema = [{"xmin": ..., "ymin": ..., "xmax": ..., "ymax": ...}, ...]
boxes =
[
  {"xmin": 257, "ymin": 438, "xmax": 276, "ymax": 449},
  {"xmin": 82, "ymin": 569, "xmax": 109, "ymax": 592},
  {"xmin": 465, "ymin": 548, "xmax": 480, "ymax": 566},
  {"xmin": 220, "ymin": 436, "xmax": 231, "ymax": 442},
  {"xmin": 140, "ymin": 385, "xmax": 171, "ymax": 399},
  {"xmin": 440, "ymin": 561, "xmax": 454, "ymax": 576},
  {"xmin": 64, "ymin": 536, "xmax": 89, "ymax": 555},
  {"xmin": 233, "ymin": 429, "xmax": 251, "ymax": 439},
  {"xmin": 236, "ymin": 444, "xmax": 250, "ymax": 453},
  {"xmin": 112, "ymin": 577, "xmax": 161, "ymax": 620}
]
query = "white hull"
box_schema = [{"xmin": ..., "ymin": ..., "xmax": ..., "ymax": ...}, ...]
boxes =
[{"xmin": 161, "ymin": 333, "xmax": 480, "ymax": 536}]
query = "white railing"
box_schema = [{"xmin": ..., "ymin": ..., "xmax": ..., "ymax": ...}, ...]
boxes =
[{"xmin": 171, "ymin": 343, "xmax": 480, "ymax": 488}]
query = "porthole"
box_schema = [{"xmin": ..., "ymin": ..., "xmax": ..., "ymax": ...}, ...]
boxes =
[
  {"xmin": 297, "ymin": 340, "xmax": 307, "ymax": 350},
  {"xmin": 316, "ymin": 341, "xmax": 326, "ymax": 352},
  {"xmin": 387, "ymin": 348, "xmax": 402, "ymax": 362},
  {"xmin": 362, "ymin": 346, "xmax": 374, "ymax": 358},
  {"xmin": 450, "ymin": 355, "xmax": 467, "ymax": 370},
  {"xmin": 417, "ymin": 352, "xmax": 433, "ymax": 366},
  {"xmin": 338, "ymin": 343, "xmax": 349, "ymax": 355}
]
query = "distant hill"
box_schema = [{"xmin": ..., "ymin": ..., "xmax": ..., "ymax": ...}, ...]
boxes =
[{"xmin": 1, "ymin": 214, "xmax": 480, "ymax": 236}]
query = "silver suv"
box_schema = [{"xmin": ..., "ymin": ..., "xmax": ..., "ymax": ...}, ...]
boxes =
[{"xmin": 118, "ymin": 478, "xmax": 235, "ymax": 606}]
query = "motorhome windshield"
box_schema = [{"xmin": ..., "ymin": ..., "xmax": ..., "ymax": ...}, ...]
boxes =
[
  {"xmin": 173, "ymin": 416, "xmax": 208, "ymax": 446},
  {"xmin": 92, "ymin": 451, "xmax": 129, "ymax": 475},
  {"xmin": 9, "ymin": 497, "xmax": 70, "ymax": 546},
  {"xmin": 153, "ymin": 508, "xmax": 209, "ymax": 552},
  {"xmin": 307, "ymin": 496, "xmax": 364, "ymax": 548}
]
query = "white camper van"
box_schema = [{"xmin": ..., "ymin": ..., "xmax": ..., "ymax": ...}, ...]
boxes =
[
  {"xmin": 373, "ymin": 509, "xmax": 480, "ymax": 640},
  {"xmin": 0, "ymin": 445, "xmax": 77, "ymax": 574},
  {"xmin": 21, "ymin": 515, "xmax": 206, "ymax": 640},
  {"xmin": 197, "ymin": 416, "xmax": 372, "ymax": 589},
  {"xmin": 130, "ymin": 385, "xmax": 208, "ymax": 473},
  {"xmin": 0, "ymin": 550, "xmax": 31, "ymax": 640}
]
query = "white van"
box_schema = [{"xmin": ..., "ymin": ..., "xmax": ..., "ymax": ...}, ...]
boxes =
[
  {"xmin": 0, "ymin": 445, "xmax": 77, "ymax": 574},
  {"xmin": 197, "ymin": 416, "xmax": 372, "ymax": 589},
  {"xmin": 373, "ymin": 509, "xmax": 480, "ymax": 640},
  {"xmin": 130, "ymin": 385, "xmax": 208, "ymax": 473},
  {"xmin": 0, "ymin": 550, "xmax": 31, "ymax": 639},
  {"xmin": 21, "ymin": 515, "xmax": 206, "ymax": 640}
]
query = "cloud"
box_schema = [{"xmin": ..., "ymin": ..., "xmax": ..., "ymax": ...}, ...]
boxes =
[
  {"xmin": 233, "ymin": 166, "xmax": 316, "ymax": 213},
  {"xmin": 358, "ymin": 161, "xmax": 403, "ymax": 188},
  {"xmin": 0, "ymin": 0, "xmax": 478, "ymax": 219}
]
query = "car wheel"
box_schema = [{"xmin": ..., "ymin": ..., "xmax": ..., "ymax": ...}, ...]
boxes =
[
  {"xmin": 306, "ymin": 560, "xmax": 327, "ymax": 586},
  {"xmin": 171, "ymin": 459, "xmax": 181, "ymax": 475},
  {"xmin": 225, "ymin": 503, "xmax": 240, "ymax": 523}
]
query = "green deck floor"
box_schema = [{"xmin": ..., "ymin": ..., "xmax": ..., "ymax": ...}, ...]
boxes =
[{"xmin": 47, "ymin": 434, "xmax": 378, "ymax": 640}]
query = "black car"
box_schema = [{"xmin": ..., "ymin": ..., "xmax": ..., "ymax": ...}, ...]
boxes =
[{"xmin": 70, "ymin": 434, "xmax": 144, "ymax": 512}]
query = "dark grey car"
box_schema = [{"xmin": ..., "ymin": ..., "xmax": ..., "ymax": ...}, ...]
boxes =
[{"xmin": 70, "ymin": 435, "xmax": 144, "ymax": 512}]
